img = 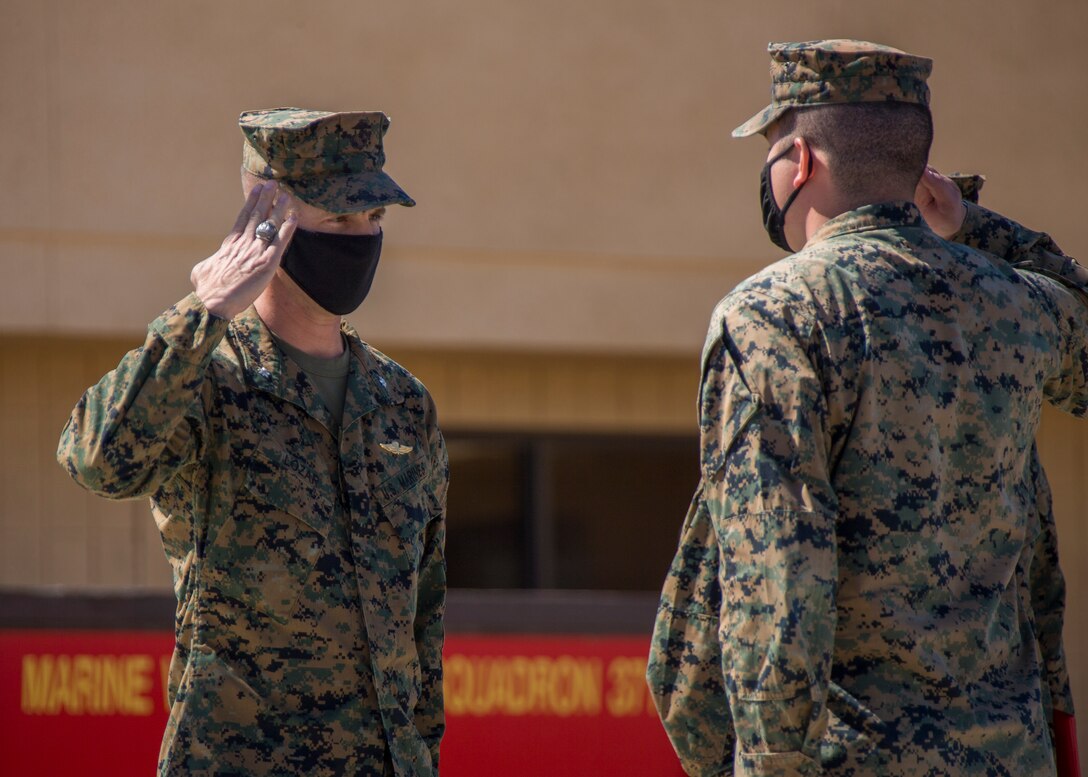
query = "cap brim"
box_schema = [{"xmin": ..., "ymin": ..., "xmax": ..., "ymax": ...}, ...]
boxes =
[
  {"xmin": 282, "ymin": 169, "xmax": 416, "ymax": 213},
  {"xmin": 731, "ymin": 103, "xmax": 790, "ymax": 138}
]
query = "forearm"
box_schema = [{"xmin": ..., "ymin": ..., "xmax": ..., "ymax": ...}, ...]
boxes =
[
  {"xmin": 648, "ymin": 490, "xmax": 736, "ymax": 777},
  {"xmin": 952, "ymin": 203, "xmax": 1088, "ymax": 307},
  {"xmin": 57, "ymin": 293, "xmax": 226, "ymax": 498},
  {"xmin": 715, "ymin": 502, "xmax": 835, "ymax": 776},
  {"xmin": 951, "ymin": 202, "xmax": 1065, "ymax": 263}
]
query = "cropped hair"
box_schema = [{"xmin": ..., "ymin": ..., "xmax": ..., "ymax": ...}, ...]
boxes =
[{"xmin": 777, "ymin": 102, "xmax": 933, "ymax": 197}]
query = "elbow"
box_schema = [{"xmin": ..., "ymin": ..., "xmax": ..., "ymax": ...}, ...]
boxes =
[
  {"xmin": 56, "ymin": 441, "xmax": 119, "ymax": 498},
  {"xmin": 56, "ymin": 423, "xmax": 149, "ymax": 500},
  {"xmin": 56, "ymin": 417, "xmax": 101, "ymax": 492}
]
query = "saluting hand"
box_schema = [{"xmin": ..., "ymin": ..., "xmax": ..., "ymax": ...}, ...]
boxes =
[
  {"xmin": 915, "ymin": 166, "xmax": 967, "ymax": 239},
  {"xmin": 191, "ymin": 181, "xmax": 298, "ymax": 320}
]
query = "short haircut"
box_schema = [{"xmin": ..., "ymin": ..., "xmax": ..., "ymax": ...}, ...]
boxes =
[{"xmin": 776, "ymin": 102, "xmax": 933, "ymax": 197}]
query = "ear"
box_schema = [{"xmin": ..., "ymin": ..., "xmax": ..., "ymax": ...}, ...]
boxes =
[{"xmin": 792, "ymin": 137, "xmax": 815, "ymax": 188}]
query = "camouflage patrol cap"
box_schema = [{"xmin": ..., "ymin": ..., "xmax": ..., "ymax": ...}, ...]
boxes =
[
  {"xmin": 732, "ymin": 40, "xmax": 933, "ymax": 138},
  {"xmin": 239, "ymin": 108, "xmax": 415, "ymax": 213}
]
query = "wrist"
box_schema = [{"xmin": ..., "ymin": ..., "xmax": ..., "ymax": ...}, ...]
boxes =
[
  {"xmin": 149, "ymin": 293, "xmax": 231, "ymax": 355},
  {"xmin": 195, "ymin": 291, "xmax": 238, "ymax": 321}
]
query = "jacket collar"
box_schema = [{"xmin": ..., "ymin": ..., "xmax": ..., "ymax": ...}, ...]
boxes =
[
  {"xmin": 808, "ymin": 200, "xmax": 927, "ymax": 246},
  {"xmin": 229, "ymin": 309, "xmax": 402, "ymax": 433},
  {"xmin": 341, "ymin": 320, "xmax": 408, "ymax": 431}
]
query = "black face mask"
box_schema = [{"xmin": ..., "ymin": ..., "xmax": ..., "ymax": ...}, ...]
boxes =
[
  {"xmin": 280, "ymin": 228, "xmax": 383, "ymax": 315},
  {"xmin": 759, "ymin": 144, "xmax": 807, "ymax": 252}
]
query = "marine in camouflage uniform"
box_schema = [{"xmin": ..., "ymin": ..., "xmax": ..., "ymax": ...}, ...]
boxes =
[
  {"xmin": 58, "ymin": 110, "xmax": 448, "ymax": 776},
  {"xmin": 647, "ymin": 41, "xmax": 1088, "ymax": 776}
]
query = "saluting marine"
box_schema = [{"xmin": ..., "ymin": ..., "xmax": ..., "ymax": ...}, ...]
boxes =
[
  {"xmin": 58, "ymin": 109, "xmax": 448, "ymax": 777},
  {"xmin": 648, "ymin": 41, "xmax": 1088, "ymax": 776}
]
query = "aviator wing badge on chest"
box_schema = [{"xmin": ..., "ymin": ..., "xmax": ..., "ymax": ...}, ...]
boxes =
[{"xmin": 380, "ymin": 441, "xmax": 414, "ymax": 455}]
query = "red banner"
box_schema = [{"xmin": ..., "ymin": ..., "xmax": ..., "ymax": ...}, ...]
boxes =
[{"xmin": 0, "ymin": 631, "xmax": 684, "ymax": 776}]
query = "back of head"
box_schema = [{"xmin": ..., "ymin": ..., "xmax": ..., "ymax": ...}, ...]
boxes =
[
  {"xmin": 777, "ymin": 101, "xmax": 933, "ymax": 203},
  {"xmin": 734, "ymin": 40, "xmax": 934, "ymax": 202}
]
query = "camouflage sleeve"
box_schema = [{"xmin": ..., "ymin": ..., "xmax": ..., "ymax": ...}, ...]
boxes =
[
  {"xmin": 1022, "ymin": 271, "xmax": 1088, "ymax": 417},
  {"xmin": 951, "ymin": 202, "xmax": 1088, "ymax": 308},
  {"xmin": 952, "ymin": 201, "xmax": 1066, "ymax": 263},
  {"xmin": 413, "ymin": 416, "xmax": 449, "ymax": 765},
  {"xmin": 647, "ymin": 486, "xmax": 736, "ymax": 776},
  {"xmin": 56, "ymin": 293, "xmax": 228, "ymax": 499},
  {"xmin": 1026, "ymin": 448, "xmax": 1075, "ymax": 717},
  {"xmin": 703, "ymin": 291, "xmax": 838, "ymax": 776}
]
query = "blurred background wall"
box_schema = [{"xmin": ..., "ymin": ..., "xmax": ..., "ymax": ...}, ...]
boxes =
[{"xmin": 2, "ymin": 0, "xmax": 1086, "ymax": 755}]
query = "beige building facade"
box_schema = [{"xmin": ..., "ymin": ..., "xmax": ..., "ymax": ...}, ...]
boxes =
[{"xmin": 3, "ymin": 0, "xmax": 1087, "ymax": 752}]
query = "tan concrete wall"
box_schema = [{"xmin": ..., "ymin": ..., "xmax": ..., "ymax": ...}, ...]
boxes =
[
  {"xmin": 3, "ymin": 0, "xmax": 1088, "ymax": 753},
  {"xmin": 3, "ymin": 0, "xmax": 1087, "ymax": 350}
]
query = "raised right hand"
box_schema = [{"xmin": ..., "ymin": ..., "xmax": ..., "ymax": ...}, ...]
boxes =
[
  {"xmin": 191, "ymin": 181, "xmax": 298, "ymax": 320},
  {"xmin": 915, "ymin": 166, "xmax": 967, "ymax": 240}
]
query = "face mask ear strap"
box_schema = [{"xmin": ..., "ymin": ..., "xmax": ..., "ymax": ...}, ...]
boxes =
[{"xmin": 767, "ymin": 142, "xmax": 795, "ymax": 166}]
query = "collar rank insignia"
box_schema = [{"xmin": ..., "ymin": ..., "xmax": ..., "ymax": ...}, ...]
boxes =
[{"xmin": 380, "ymin": 441, "xmax": 414, "ymax": 455}]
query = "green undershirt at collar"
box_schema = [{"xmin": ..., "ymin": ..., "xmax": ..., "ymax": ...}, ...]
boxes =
[{"xmin": 272, "ymin": 334, "xmax": 350, "ymax": 436}]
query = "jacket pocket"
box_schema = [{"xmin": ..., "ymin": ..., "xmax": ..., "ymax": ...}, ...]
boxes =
[
  {"xmin": 817, "ymin": 682, "xmax": 882, "ymax": 769},
  {"xmin": 159, "ymin": 645, "xmax": 271, "ymax": 775},
  {"xmin": 374, "ymin": 454, "xmax": 430, "ymax": 543},
  {"xmin": 202, "ymin": 450, "xmax": 333, "ymax": 625}
]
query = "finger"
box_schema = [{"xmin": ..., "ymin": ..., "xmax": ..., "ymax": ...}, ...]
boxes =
[
  {"xmin": 926, "ymin": 166, "xmax": 954, "ymax": 190},
  {"xmin": 247, "ymin": 209, "xmax": 297, "ymax": 263},
  {"xmin": 267, "ymin": 191, "xmax": 292, "ymax": 228},
  {"xmin": 920, "ymin": 170, "xmax": 942, "ymax": 198},
  {"xmin": 266, "ymin": 212, "xmax": 299, "ymax": 261},
  {"xmin": 240, "ymin": 193, "xmax": 291, "ymax": 256},
  {"xmin": 247, "ymin": 181, "xmax": 279, "ymax": 232},
  {"xmin": 229, "ymin": 185, "xmax": 264, "ymax": 236},
  {"xmin": 281, "ymin": 212, "xmax": 299, "ymax": 241}
]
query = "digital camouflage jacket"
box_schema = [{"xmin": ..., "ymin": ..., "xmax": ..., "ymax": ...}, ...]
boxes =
[
  {"xmin": 648, "ymin": 202, "xmax": 1088, "ymax": 776},
  {"xmin": 58, "ymin": 293, "xmax": 448, "ymax": 777}
]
